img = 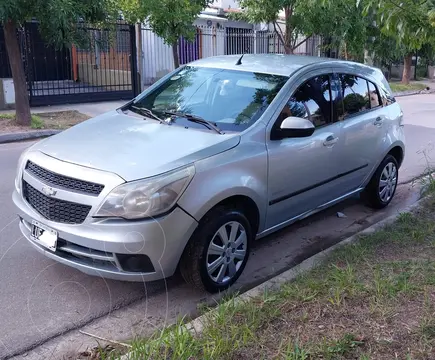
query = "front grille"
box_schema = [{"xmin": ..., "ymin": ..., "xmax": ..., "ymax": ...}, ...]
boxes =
[
  {"xmin": 26, "ymin": 160, "xmax": 104, "ymax": 196},
  {"xmin": 23, "ymin": 181, "xmax": 91, "ymax": 224}
]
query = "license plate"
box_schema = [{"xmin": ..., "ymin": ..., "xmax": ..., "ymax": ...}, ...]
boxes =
[{"xmin": 31, "ymin": 221, "xmax": 58, "ymax": 251}]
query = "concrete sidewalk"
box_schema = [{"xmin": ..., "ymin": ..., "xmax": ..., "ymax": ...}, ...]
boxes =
[
  {"xmin": 0, "ymin": 100, "xmax": 127, "ymax": 118},
  {"xmin": 0, "ymin": 100, "xmax": 128, "ymax": 143}
]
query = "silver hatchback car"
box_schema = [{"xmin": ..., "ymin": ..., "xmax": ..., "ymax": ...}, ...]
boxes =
[{"xmin": 13, "ymin": 54, "xmax": 404, "ymax": 293}]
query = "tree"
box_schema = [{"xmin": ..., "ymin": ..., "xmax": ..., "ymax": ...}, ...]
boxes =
[
  {"xmin": 236, "ymin": 0, "xmax": 370, "ymax": 58},
  {"xmin": 305, "ymin": 0, "xmax": 371, "ymax": 61},
  {"xmin": 0, "ymin": 0, "xmax": 118, "ymax": 125},
  {"xmin": 366, "ymin": 31, "xmax": 406, "ymax": 77},
  {"xmin": 236, "ymin": 0, "xmax": 312, "ymax": 54},
  {"xmin": 121, "ymin": 0, "xmax": 212, "ymax": 68},
  {"xmin": 361, "ymin": 0, "xmax": 435, "ymax": 83}
]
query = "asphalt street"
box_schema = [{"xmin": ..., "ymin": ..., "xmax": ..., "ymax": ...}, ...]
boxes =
[{"xmin": 1, "ymin": 94, "xmax": 434, "ymax": 359}]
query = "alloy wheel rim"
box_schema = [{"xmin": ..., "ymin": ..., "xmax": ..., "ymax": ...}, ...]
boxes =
[
  {"xmin": 206, "ymin": 221, "xmax": 248, "ymax": 284},
  {"xmin": 379, "ymin": 162, "xmax": 397, "ymax": 203}
]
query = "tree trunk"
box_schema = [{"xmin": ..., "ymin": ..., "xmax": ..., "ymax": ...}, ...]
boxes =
[
  {"xmin": 284, "ymin": 6, "xmax": 293, "ymax": 54},
  {"xmin": 402, "ymin": 53, "xmax": 413, "ymax": 84},
  {"xmin": 284, "ymin": 44, "xmax": 293, "ymax": 54},
  {"xmin": 172, "ymin": 42, "xmax": 180, "ymax": 69},
  {"xmin": 3, "ymin": 20, "xmax": 31, "ymax": 126}
]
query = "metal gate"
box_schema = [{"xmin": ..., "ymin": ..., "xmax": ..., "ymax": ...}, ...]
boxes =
[{"xmin": 22, "ymin": 22, "xmax": 138, "ymax": 106}]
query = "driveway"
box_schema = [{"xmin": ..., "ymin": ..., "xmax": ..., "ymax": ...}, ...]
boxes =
[{"xmin": 1, "ymin": 94, "xmax": 434, "ymax": 360}]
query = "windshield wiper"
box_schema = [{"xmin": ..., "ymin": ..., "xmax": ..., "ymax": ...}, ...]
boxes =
[
  {"xmin": 129, "ymin": 105, "xmax": 166, "ymax": 124},
  {"xmin": 160, "ymin": 110, "xmax": 223, "ymax": 134}
]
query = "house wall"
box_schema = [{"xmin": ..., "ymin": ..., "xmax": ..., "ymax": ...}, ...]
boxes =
[
  {"xmin": 76, "ymin": 50, "xmax": 131, "ymax": 71},
  {"xmin": 390, "ymin": 65, "xmax": 416, "ymax": 79},
  {"xmin": 77, "ymin": 64, "xmax": 131, "ymax": 90},
  {"xmin": 196, "ymin": 25, "xmax": 225, "ymax": 59},
  {"xmin": 212, "ymin": 0, "xmax": 240, "ymax": 9},
  {"xmin": 141, "ymin": 27, "xmax": 175, "ymax": 86}
]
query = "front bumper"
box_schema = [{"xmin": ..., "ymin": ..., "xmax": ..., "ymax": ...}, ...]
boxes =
[{"xmin": 13, "ymin": 190, "xmax": 198, "ymax": 282}]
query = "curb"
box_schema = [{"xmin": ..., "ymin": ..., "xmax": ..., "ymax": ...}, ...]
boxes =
[
  {"xmin": 121, "ymin": 194, "xmax": 426, "ymax": 359},
  {"xmin": 393, "ymin": 89, "xmax": 435, "ymax": 97},
  {"xmin": 0, "ymin": 129, "xmax": 61, "ymax": 144}
]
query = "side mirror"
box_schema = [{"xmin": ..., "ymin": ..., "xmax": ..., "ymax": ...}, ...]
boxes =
[{"xmin": 273, "ymin": 117, "xmax": 315, "ymax": 140}]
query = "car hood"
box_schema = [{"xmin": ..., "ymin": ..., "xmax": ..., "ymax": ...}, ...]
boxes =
[{"xmin": 33, "ymin": 111, "xmax": 240, "ymax": 181}]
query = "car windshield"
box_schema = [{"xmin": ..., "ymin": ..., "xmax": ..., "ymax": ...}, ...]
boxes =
[{"xmin": 132, "ymin": 66, "xmax": 288, "ymax": 132}]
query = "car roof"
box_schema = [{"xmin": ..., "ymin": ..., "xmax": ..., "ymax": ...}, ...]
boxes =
[{"xmin": 189, "ymin": 54, "xmax": 339, "ymax": 77}]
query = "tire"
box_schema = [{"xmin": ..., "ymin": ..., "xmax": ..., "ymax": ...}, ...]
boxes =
[
  {"xmin": 363, "ymin": 154, "xmax": 399, "ymax": 209},
  {"xmin": 180, "ymin": 206, "xmax": 252, "ymax": 293}
]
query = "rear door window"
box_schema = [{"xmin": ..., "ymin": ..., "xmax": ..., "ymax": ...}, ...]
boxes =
[
  {"xmin": 339, "ymin": 75, "xmax": 370, "ymax": 117},
  {"xmin": 367, "ymin": 81, "xmax": 381, "ymax": 109},
  {"xmin": 379, "ymin": 85, "xmax": 396, "ymax": 106}
]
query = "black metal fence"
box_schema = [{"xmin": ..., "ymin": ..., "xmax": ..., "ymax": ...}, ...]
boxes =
[
  {"xmin": 0, "ymin": 27, "xmax": 12, "ymax": 79},
  {"xmin": 0, "ymin": 22, "xmax": 139, "ymax": 106}
]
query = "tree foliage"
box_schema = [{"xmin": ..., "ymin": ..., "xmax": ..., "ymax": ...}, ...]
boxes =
[
  {"xmin": 367, "ymin": 30, "xmax": 406, "ymax": 69},
  {"xmin": 361, "ymin": 0, "xmax": 435, "ymax": 83},
  {"xmin": 121, "ymin": 0, "xmax": 212, "ymax": 67},
  {"xmin": 361, "ymin": 0, "xmax": 435, "ymax": 51},
  {"xmin": 236, "ymin": 0, "xmax": 312, "ymax": 54},
  {"xmin": 0, "ymin": 0, "xmax": 118, "ymax": 47},
  {"xmin": 0, "ymin": 0, "xmax": 119, "ymax": 125},
  {"xmin": 308, "ymin": 0, "xmax": 370, "ymax": 61},
  {"xmin": 237, "ymin": 0, "xmax": 371, "ymax": 58}
]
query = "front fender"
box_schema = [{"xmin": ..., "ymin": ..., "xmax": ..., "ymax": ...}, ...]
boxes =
[{"xmin": 177, "ymin": 144, "xmax": 268, "ymax": 233}]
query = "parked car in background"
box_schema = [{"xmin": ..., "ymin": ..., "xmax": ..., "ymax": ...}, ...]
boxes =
[{"xmin": 13, "ymin": 54, "xmax": 404, "ymax": 293}]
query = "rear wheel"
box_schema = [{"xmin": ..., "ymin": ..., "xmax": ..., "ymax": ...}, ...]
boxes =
[
  {"xmin": 363, "ymin": 155, "xmax": 399, "ymax": 209},
  {"xmin": 180, "ymin": 207, "xmax": 252, "ymax": 293}
]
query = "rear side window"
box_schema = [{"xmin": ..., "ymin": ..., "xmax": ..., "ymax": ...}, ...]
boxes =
[
  {"xmin": 380, "ymin": 86, "xmax": 396, "ymax": 106},
  {"xmin": 339, "ymin": 75, "xmax": 370, "ymax": 116},
  {"xmin": 368, "ymin": 81, "xmax": 382, "ymax": 109}
]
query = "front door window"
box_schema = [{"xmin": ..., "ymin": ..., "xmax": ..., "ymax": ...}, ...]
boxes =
[{"xmin": 277, "ymin": 75, "xmax": 333, "ymax": 128}]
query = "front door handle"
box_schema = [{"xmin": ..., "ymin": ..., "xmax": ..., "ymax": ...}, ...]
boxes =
[
  {"xmin": 323, "ymin": 135, "xmax": 338, "ymax": 147},
  {"xmin": 374, "ymin": 117, "xmax": 383, "ymax": 126}
]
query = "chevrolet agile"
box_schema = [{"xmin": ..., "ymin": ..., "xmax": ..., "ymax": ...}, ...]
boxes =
[{"xmin": 13, "ymin": 54, "xmax": 405, "ymax": 293}]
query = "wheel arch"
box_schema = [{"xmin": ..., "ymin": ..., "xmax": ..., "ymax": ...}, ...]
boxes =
[
  {"xmin": 387, "ymin": 144, "xmax": 404, "ymax": 168},
  {"xmin": 181, "ymin": 188, "xmax": 264, "ymax": 236},
  {"xmin": 177, "ymin": 193, "xmax": 260, "ymax": 291},
  {"xmin": 362, "ymin": 141, "xmax": 404, "ymax": 188}
]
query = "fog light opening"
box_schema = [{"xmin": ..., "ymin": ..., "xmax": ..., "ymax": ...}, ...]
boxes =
[{"xmin": 117, "ymin": 254, "xmax": 155, "ymax": 273}]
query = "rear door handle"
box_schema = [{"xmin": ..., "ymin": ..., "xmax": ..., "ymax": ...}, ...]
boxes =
[
  {"xmin": 323, "ymin": 135, "xmax": 338, "ymax": 147},
  {"xmin": 374, "ymin": 117, "xmax": 383, "ymax": 126}
]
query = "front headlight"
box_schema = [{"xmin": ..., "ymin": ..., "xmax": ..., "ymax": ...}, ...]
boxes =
[{"xmin": 94, "ymin": 165, "xmax": 195, "ymax": 219}]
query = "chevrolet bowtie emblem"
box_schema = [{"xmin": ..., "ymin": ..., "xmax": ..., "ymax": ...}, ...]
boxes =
[{"xmin": 41, "ymin": 186, "xmax": 57, "ymax": 197}]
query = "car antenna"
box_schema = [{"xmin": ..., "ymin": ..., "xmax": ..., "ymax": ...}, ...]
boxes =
[{"xmin": 235, "ymin": 53, "xmax": 244, "ymax": 65}]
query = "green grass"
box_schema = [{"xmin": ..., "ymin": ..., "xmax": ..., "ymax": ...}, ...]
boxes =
[
  {"xmin": 0, "ymin": 113, "xmax": 45, "ymax": 129},
  {"xmin": 123, "ymin": 192, "xmax": 435, "ymax": 360},
  {"xmin": 30, "ymin": 114, "xmax": 44, "ymax": 129},
  {"xmin": 389, "ymin": 82, "xmax": 428, "ymax": 93}
]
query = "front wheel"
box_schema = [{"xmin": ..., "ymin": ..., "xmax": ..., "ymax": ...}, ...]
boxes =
[
  {"xmin": 363, "ymin": 154, "xmax": 399, "ymax": 209},
  {"xmin": 180, "ymin": 207, "xmax": 252, "ymax": 293}
]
